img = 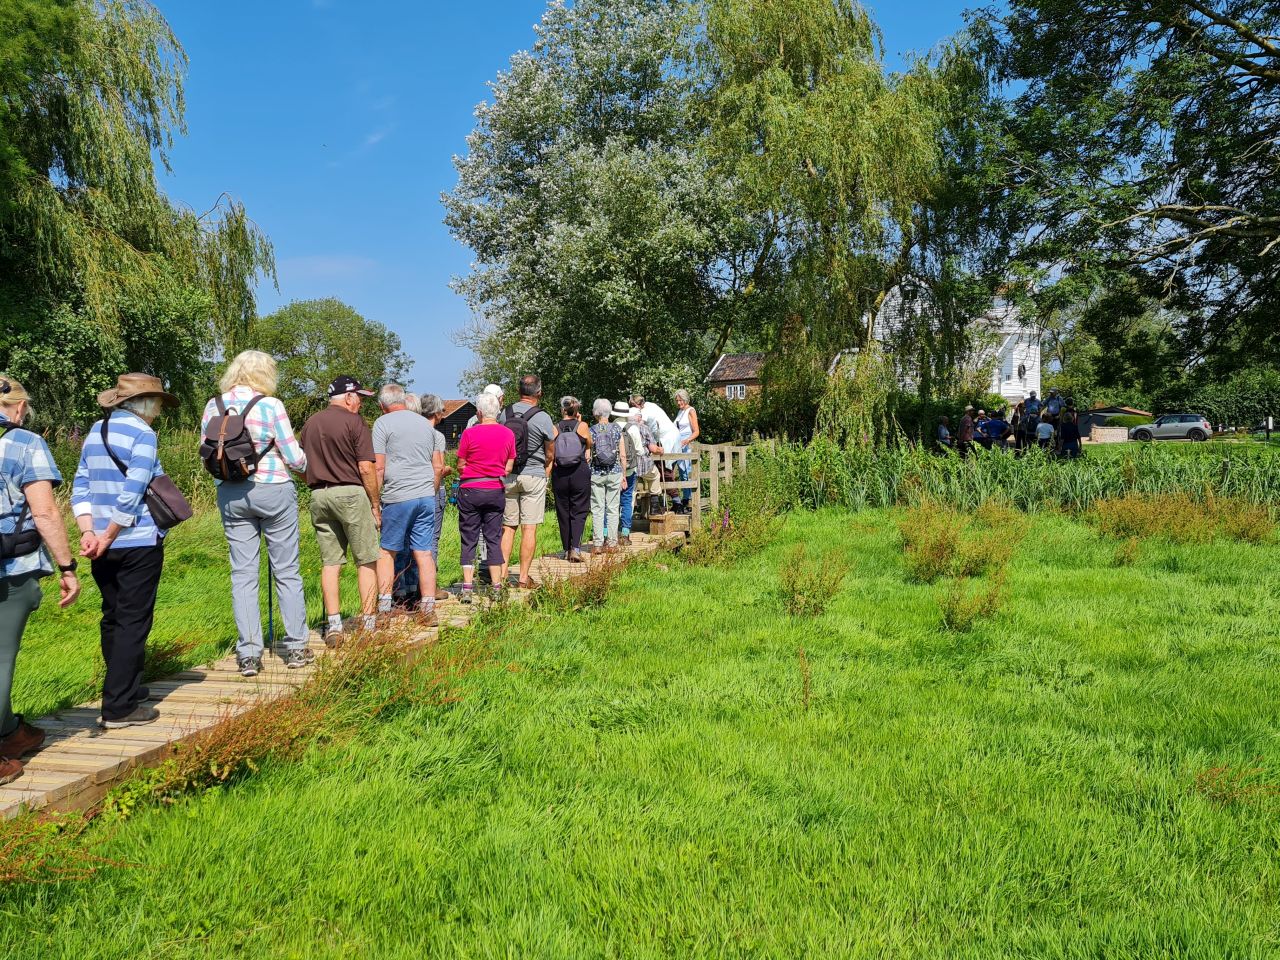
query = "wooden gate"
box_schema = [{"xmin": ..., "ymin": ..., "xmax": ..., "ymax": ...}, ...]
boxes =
[{"xmin": 649, "ymin": 442, "xmax": 750, "ymax": 531}]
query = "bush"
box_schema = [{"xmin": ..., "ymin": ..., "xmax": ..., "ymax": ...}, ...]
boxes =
[
  {"xmin": 778, "ymin": 544, "xmax": 849, "ymax": 617},
  {"xmin": 899, "ymin": 505, "xmax": 964, "ymax": 583},
  {"xmin": 683, "ymin": 461, "xmax": 783, "ymax": 566},
  {"xmin": 1107, "ymin": 415, "xmax": 1153, "ymax": 428},
  {"xmin": 939, "ymin": 572, "xmax": 1007, "ymax": 632},
  {"xmin": 1090, "ymin": 493, "xmax": 1275, "ymax": 544},
  {"xmin": 532, "ymin": 556, "xmax": 626, "ymax": 613}
]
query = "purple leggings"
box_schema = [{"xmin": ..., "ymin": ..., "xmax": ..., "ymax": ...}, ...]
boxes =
[{"xmin": 458, "ymin": 485, "xmax": 505, "ymax": 568}]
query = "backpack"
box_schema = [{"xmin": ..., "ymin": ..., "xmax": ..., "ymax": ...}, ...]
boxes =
[
  {"xmin": 553, "ymin": 419, "xmax": 586, "ymax": 469},
  {"xmin": 591, "ymin": 423, "xmax": 621, "ymax": 470},
  {"xmin": 0, "ymin": 424, "xmax": 43, "ymax": 560},
  {"xmin": 505, "ymin": 404, "xmax": 543, "ymax": 474},
  {"xmin": 199, "ymin": 394, "xmax": 275, "ymax": 482}
]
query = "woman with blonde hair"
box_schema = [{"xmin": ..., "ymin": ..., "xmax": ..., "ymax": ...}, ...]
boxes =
[
  {"xmin": 0, "ymin": 376, "xmax": 80, "ymax": 783},
  {"xmin": 199, "ymin": 350, "xmax": 310, "ymax": 677}
]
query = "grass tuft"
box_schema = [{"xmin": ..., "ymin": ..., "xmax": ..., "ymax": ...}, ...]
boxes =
[
  {"xmin": 939, "ymin": 572, "xmax": 1007, "ymax": 632},
  {"xmin": 778, "ymin": 543, "xmax": 848, "ymax": 617},
  {"xmin": 1091, "ymin": 492, "xmax": 1275, "ymax": 544},
  {"xmin": 0, "ymin": 814, "xmax": 121, "ymax": 885}
]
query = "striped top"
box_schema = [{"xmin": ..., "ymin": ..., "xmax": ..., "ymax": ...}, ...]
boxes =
[
  {"xmin": 199, "ymin": 387, "xmax": 306, "ymax": 484},
  {"xmin": 0, "ymin": 415, "xmax": 62, "ymax": 579},
  {"xmin": 70, "ymin": 410, "xmax": 166, "ymax": 549}
]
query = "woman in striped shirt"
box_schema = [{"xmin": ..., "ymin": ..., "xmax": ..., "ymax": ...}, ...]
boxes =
[{"xmin": 200, "ymin": 351, "xmax": 310, "ymax": 677}]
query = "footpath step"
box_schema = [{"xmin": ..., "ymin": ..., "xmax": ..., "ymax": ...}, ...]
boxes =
[{"xmin": 0, "ymin": 532, "xmax": 683, "ymax": 820}]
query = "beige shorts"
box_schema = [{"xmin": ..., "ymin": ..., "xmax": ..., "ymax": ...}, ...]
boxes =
[
  {"xmin": 632, "ymin": 467, "xmax": 660, "ymax": 496},
  {"xmin": 310, "ymin": 485, "xmax": 380, "ymax": 567},
  {"xmin": 503, "ymin": 473, "xmax": 547, "ymax": 527}
]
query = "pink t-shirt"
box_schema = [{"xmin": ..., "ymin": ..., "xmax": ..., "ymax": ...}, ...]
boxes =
[{"xmin": 457, "ymin": 423, "xmax": 516, "ymax": 489}]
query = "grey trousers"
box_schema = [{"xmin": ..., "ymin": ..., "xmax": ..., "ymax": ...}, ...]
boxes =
[
  {"xmin": 217, "ymin": 481, "xmax": 309, "ymax": 657},
  {"xmin": 590, "ymin": 472, "xmax": 622, "ymax": 546},
  {"xmin": 0, "ymin": 573, "xmax": 41, "ymax": 739}
]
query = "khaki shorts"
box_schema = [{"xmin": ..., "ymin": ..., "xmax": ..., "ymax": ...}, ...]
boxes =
[
  {"xmin": 632, "ymin": 467, "xmax": 660, "ymax": 497},
  {"xmin": 310, "ymin": 485, "xmax": 380, "ymax": 567},
  {"xmin": 503, "ymin": 473, "xmax": 547, "ymax": 527}
]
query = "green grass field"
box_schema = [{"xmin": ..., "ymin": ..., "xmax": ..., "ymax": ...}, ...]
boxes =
[{"xmin": 5, "ymin": 507, "xmax": 1280, "ymax": 958}]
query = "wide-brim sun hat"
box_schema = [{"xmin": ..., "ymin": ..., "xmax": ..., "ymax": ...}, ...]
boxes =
[
  {"xmin": 97, "ymin": 372, "xmax": 179, "ymax": 409},
  {"xmin": 611, "ymin": 400, "xmax": 631, "ymax": 421}
]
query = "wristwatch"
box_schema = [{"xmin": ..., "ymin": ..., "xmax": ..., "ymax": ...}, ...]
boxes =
[{"xmin": 58, "ymin": 562, "xmax": 77, "ymax": 573}]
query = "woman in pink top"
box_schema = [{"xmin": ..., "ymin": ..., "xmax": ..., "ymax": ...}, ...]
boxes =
[{"xmin": 455, "ymin": 392, "xmax": 515, "ymax": 600}]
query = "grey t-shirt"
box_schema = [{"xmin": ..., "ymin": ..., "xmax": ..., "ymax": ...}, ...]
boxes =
[
  {"xmin": 372, "ymin": 409, "xmax": 436, "ymax": 504},
  {"xmin": 506, "ymin": 400, "xmax": 555, "ymax": 476}
]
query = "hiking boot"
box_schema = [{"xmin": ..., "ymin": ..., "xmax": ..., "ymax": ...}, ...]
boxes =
[
  {"xmin": 619, "ymin": 535, "xmax": 632, "ymax": 547},
  {"xmin": 238, "ymin": 656, "xmax": 262, "ymax": 678},
  {"xmin": 415, "ymin": 604, "xmax": 438, "ymax": 628},
  {"xmin": 459, "ymin": 586, "xmax": 474, "ymax": 605},
  {"xmin": 434, "ymin": 589, "xmax": 450, "ymax": 602},
  {"xmin": 0, "ymin": 757, "xmax": 22, "ymax": 786},
  {"xmin": 0, "ymin": 717, "xmax": 45, "ymax": 758},
  {"xmin": 324, "ymin": 626, "xmax": 347, "ymax": 648},
  {"xmin": 99, "ymin": 705, "xmax": 160, "ymax": 729},
  {"xmin": 569, "ymin": 549, "xmax": 586, "ymax": 563},
  {"xmin": 649, "ymin": 495, "xmax": 666, "ymax": 516},
  {"xmin": 282, "ymin": 647, "xmax": 315, "ymax": 669}
]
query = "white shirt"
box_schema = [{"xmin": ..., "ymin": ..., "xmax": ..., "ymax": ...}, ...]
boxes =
[{"xmin": 639, "ymin": 402, "xmax": 681, "ymax": 453}]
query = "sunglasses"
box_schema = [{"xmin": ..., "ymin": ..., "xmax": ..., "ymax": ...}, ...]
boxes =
[{"xmin": 0, "ymin": 380, "xmax": 9, "ymax": 395}]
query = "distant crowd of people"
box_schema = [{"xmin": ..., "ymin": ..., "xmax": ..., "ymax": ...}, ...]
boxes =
[
  {"xmin": 0, "ymin": 357, "xmax": 700, "ymax": 780},
  {"xmin": 937, "ymin": 389, "xmax": 1083, "ymax": 458}
]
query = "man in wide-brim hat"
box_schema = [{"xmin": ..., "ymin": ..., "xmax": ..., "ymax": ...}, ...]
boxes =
[
  {"xmin": 96, "ymin": 373, "xmax": 179, "ymax": 410},
  {"xmin": 615, "ymin": 399, "xmax": 659, "ymax": 532},
  {"xmin": 71, "ymin": 372, "xmax": 176, "ymax": 729}
]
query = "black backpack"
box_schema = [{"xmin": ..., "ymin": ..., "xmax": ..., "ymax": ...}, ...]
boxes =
[
  {"xmin": 199, "ymin": 394, "xmax": 276, "ymax": 482},
  {"xmin": 505, "ymin": 404, "xmax": 543, "ymax": 474},
  {"xmin": 0, "ymin": 424, "xmax": 42, "ymax": 560}
]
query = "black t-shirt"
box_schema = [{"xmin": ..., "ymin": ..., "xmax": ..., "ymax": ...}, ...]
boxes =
[{"xmin": 1059, "ymin": 419, "xmax": 1081, "ymax": 443}]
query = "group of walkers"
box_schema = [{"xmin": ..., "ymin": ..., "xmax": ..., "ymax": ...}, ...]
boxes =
[
  {"xmin": 0, "ymin": 356, "xmax": 699, "ymax": 784},
  {"xmin": 939, "ymin": 389, "xmax": 1083, "ymax": 458}
]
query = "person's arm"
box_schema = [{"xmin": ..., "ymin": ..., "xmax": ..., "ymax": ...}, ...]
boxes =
[
  {"xmin": 26, "ymin": 480, "xmax": 79, "ymax": 606},
  {"xmin": 374, "ymin": 454, "xmax": 387, "ymax": 485},
  {"xmin": 432, "ymin": 450, "xmax": 446, "ymax": 491},
  {"xmin": 686, "ymin": 408, "xmax": 700, "ymax": 446},
  {"xmin": 619, "ymin": 428, "xmax": 628, "ymax": 489},
  {"xmin": 359, "ymin": 461, "xmax": 381, "ymax": 525},
  {"xmin": 272, "ymin": 403, "xmax": 308, "ymax": 474}
]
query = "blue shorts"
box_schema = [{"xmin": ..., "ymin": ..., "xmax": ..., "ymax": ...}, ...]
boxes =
[{"xmin": 380, "ymin": 496, "xmax": 436, "ymax": 553}]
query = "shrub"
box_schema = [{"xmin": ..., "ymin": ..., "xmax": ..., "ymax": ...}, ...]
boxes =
[
  {"xmin": 532, "ymin": 556, "xmax": 626, "ymax": 613},
  {"xmin": 683, "ymin": 461, "xmax": 782, "ymax": 566},
  {"xmin": 1113, "ymin": 537, "xmax": 1141, "ymax": 567},
  {"xmin": 0, "ymin": 814, "xmax": 119, "ymax": 885},
  {"xmin": 898, "ymin": 503, "xmax": 965, "ymax": 583},
  {"xmin": 778, "ymin": 544, "xmax": 849, "ymax": 617},
  {"xmin": 1107, "ymin": 415, "xmax": 1153, "ymax": 428},
  {"xmin": 939, "ymin": 572, "xmax": 1007, "ymax": 632},
  {"xmin": 1193, "ymin": 762, "xmax": 1280, "ymax": 806},
  {"xmin": 1090, "ymin": 493, "xmax": 1275, "ymax": 544},
  {"xmin": 953, "ymin": 529, "xmax": 1015, "ymax": 578}
]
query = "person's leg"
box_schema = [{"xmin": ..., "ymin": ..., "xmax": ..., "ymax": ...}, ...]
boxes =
[
  {"xmin": 432, "ymin": 488, "xmax": 446, "ymax": 565},
  {"xmin": 501, "ymin": 476, "xmax": 520, "ymax": 577},
  {"xmin": 0, "ymin": 574, "xmax": 42, "ymax": 738},
  {"xmin": 482, "ymin": 491, "xmax": 507, "ymax": 586},
  {"xmin": 605, "ymin": 473, "xmax": 621, "ymax": 546},
  {"xmin": 357, "ymin": 563, "xmax": 378, "ymax": 618},
  {"xmin": 320, "ymin": 565, "xmax": 342, "ymax": 622},
  {"xmin": 409, "ymin": 497, "xmax": 438, "ymax": 607},
  {"xmin": 514, "ymin": 474, "xmax": 545, "ymax": 585},
  {"xmin": 257, "ymin": 484, "xmax": 310, "ymax": 653},
  {"xmin": 675, "ymin": 459, "xmax": 690, "ymax": 510},
  {"xmin": 551, "ymin": 469, "xmax": 573, "ymax": 554},
  {"xmin": 458, "ymin": 489, "xmax": 480, "ymax": 593},
  {"xmin": 590, "ymin": 474, "xmax": 606, "ymax": 548},
  {"xmin": 311, "ymin": 488, "xmax": 349, "ymax": 633},
  {"xmin": 91, "ymin": 550, "xmax": 122, "ymax": 709},
  {"xmin": 377, "ymin": 499, "xmax": 413, "ymax": 614},
  {"xmin": 619, "ymin": 472, "xmax": 635, "ymax": 539},
  {"xmin": 101, "ymin": 545, "xmax": 164, "ymax": 721},
  {"xmin": 570, "ymin": 465, "xmax": 590, "ymax": 552},
  {"xmin": 218, "ymin": 482, "xmax": 265, "ymax": 661}
]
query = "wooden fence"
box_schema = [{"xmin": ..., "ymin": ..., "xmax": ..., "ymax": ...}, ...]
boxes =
[{"xmin": 650, "ymin": 442, "xmax": 751, "ymax": 529}]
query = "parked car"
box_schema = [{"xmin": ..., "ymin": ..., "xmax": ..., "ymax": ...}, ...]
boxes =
[{"xmin": 1129, "ymin": 414, "xmax": 1213, "ymax": 442}]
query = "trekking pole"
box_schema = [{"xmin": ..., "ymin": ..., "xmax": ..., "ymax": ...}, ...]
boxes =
[{"xmin": 266, "ymin": 552, "xmax": 275, "ymax": 653}]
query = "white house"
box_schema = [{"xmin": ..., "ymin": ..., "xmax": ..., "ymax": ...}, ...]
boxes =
[{"xmin": 867, "ymin": 281, "xmax": 1042, "ymax": 406}]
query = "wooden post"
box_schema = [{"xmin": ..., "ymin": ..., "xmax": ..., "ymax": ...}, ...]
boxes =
[
  {"xmin": 691, "ymin": 452, "xmax": 702, "ymax": 529},
  {"xmin": 709, "ymin": 445, "xmax": 721, "ymax": 514}
]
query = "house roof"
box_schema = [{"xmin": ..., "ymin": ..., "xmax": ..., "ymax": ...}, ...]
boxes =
[
  {"xmin": 707, "ymin": 353, "xmax": 765, "ymax": 383},
  {"xmin": 441, "ymin": 399, "xmax": 474, "ymax": 419},
  {"xmin": 1089, "ymin": 405, "xmax": 1151, "ymax": 417}
]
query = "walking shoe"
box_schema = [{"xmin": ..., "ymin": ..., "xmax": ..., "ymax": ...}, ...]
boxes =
[
  {"xmin": 459, "ymin": 586, "xmax": 474, "ymax": 605},
  {"xmin": 619, "ymin": 535, "xmax": 632, "ymax": 547},
  {"xmin": 282, "ymin": 648, "xmax": 315, "ymax": 669},
  {"xmin": 99, "ymin": 706, "xmax": 160, "ymax": 729},
  {"xmin": 0, "ymin": 717, "xmax": 45, "ymax": 758},
  {"xmin": 238, "ymin": 656, "xmax": 262, "ymax": 677},
  {"xmin": 324, "ymin": 628, "xmax": 347, "ymax": 648},
  {"xmin": 434, "ymin": 589, "xmax": 450, "ymax": 602},
  {"xmin": 415, "ymin": 604, "xmax": 438, "ymax": 628},
  {"xmin": 0, "ymin": 757, "xmax": 22, "ymax": 787}
]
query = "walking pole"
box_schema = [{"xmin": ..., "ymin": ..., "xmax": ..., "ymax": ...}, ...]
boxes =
[{"xmin": 266, "ymin": 552, "xmax": 275, "ymax": 654}]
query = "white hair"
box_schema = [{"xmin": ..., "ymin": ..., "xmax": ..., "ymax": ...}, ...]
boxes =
[
  {"xmin": 420, "ymin": 393, "xmax": 444, "ymax": 418},
  {"xmin": 483, "ymin": 384, "xmax": 503, "ymax": 398},
  {"xmin": 475, "ymin": 392, "xmax": 501, "ymax": 420},
  {"xmin": 121, "ymin": 396, "xmax": 164, "ymax": 421},
  {"xmin": 379, "ymin": 383, "xmax": 407, "ymax": 407},
  {"xmin": 628, "ymin": 411, "xmax": 643, "ymax": 424},
  {"xmin": 592, "ymin": 398, "xmax": 612, "ymax": 419},
  {"xmin": 403, "ymin": 392, "xmax": 422, "ymax": 414},
  {"xmin": 675, "ymin": 388, "xmax": 690, "ymax": 404}
]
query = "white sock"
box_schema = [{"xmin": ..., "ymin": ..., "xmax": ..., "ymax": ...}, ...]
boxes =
[
  {"xmin": 361, "ymin": 614, "xmax": 377, "ymax": 631},
  {"xmin": 327, "ymin": 614, "xmax": 343, "ymax": 633},
  {"xmin": 377, "ymin": 594, "xmax": 392, "ymax": 613}
]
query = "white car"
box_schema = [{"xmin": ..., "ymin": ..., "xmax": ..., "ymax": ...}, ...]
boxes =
[{"xmin": 1129, "ymin": 414, "xmax": 1213, "ymax": 442}]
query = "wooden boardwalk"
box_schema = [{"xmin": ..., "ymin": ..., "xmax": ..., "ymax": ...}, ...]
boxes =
[{"xmin": 0, "ymin": 532, "xmax": 680, "ymax": 821}]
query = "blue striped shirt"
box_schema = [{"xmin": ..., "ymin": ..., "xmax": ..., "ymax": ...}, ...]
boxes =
[
  {"xmin": 0, "ymin": 414, "xmax": 62, "ymax": 579},
  {"xmin": 70, "ymin": 410, "xmax": 166, "ymax": 548}
]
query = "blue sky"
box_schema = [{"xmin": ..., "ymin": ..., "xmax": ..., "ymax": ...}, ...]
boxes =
[{"xmin": 161, "ymin": 0, "xmax": 970, "ymax": 397}]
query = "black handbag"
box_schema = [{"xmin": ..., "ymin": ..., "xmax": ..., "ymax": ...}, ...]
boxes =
[
  {"xmin": 101, "ymin": 414, "xmax": 193, "ymax": 530},
  {"xmin": 0, "ymin": 424, "xmax": 43, "ymax": 559}
]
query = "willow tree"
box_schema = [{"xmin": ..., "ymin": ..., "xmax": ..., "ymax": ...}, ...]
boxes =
[{"xmin": 0, "ymin": 0, "xmax": 273, "ymax": 424}]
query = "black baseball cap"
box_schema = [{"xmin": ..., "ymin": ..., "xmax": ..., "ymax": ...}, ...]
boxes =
[{"xmin": 328, "ymin": 375, "xmax": 375, "ymax": 398}]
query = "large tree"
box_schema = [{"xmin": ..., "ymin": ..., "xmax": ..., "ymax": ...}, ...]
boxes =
[
  {"xmin": 252, "ymin": 299, "xmax": 411, "ymax": 423},
  {"xmin": 0, "ymin": 0, "xmax": 273, "ymax": 425},
  {"xmin": 972, "ymin": 0, "xmax": 1280, "ymax": 377}
]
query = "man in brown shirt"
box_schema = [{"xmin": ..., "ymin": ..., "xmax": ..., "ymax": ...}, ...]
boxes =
[{"xmin": 299, "ymin": 376, "xmax": 380, "ymax": 643}]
